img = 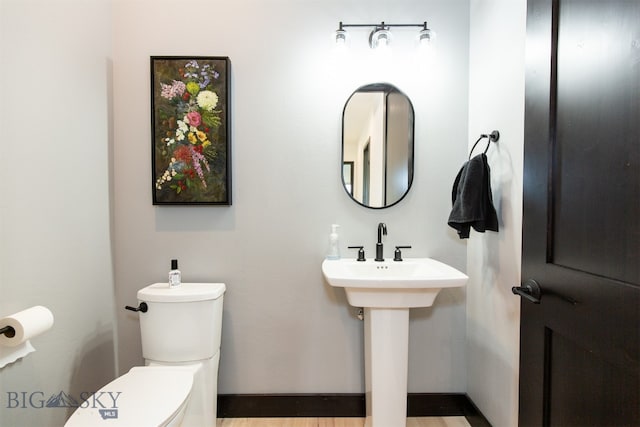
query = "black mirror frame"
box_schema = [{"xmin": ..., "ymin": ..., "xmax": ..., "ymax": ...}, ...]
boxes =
[{"xmin": 341, "ymin": 83, "xmax": 415, "ymax": 209}]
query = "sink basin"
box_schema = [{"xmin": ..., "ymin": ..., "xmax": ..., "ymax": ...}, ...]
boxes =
[{"xmin": 322, "ymin": 258, "xmax": 468, "ymax": 308}]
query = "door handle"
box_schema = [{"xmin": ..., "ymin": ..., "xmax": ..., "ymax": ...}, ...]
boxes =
[{"xmin": 512, "ymin": 279, "xmax": 542, "ymax": 304}]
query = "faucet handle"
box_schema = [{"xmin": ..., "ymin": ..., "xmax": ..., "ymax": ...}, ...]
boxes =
[
  {"xmin": 393, "ymin": 246, "xmax": 412, "ymax": 262},
  {"xmin": 348, "ymin": 246, "xmax": 366, "ymax": 262}
]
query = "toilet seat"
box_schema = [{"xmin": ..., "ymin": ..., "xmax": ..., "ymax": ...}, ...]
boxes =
[{"xmin": 64, "ymin": 366, "xmax": 193, "ymax": 427}]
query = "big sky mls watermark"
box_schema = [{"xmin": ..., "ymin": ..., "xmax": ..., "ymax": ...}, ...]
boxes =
[{"xmin": 5, "ymin": 390, "xmax": 120, "ymax": 420}]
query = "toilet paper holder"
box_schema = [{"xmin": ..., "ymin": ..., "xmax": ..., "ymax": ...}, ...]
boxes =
[{"xmin": 0, "ymin": 326, "xmax": 15, "ymax": 338}]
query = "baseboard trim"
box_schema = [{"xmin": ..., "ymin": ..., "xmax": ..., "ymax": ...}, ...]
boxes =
[
  {"xmin": 218, "ymin": 394, "xmax": 364, "ymax": 418},
  {"xmin": 217, "ymin": 393, "xmax": 491, "ymax": 426}
]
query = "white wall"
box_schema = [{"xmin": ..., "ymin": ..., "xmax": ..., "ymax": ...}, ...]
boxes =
[
  {"xmin": 112, "ymin": 0, "xmax": 471, "ymax": 394},
  {"xmin": 466, "ymin": 0, "xmax": 526, "ymax": 426},
  {"xmin": 0, "ymin": 1, "xmax": 116, "ymax": 426}
]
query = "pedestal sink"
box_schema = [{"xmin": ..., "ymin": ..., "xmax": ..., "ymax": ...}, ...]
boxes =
[{"xmin": 322, "ymin": 258, "xmax": 468, "ymax": 427}]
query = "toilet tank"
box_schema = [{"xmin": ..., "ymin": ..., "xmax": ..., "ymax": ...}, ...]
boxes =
[{"xmin": 137, "ymin": 283, "xmax": 226, "ymax": 362}]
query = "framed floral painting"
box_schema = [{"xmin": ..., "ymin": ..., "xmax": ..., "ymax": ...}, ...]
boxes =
[{"xmin": 151, "ymin": 56, "xmax": 231, "ymax": 205}]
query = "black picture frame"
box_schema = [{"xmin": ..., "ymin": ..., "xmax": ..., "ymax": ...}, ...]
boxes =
[{"xmin": 151, "ymin": 56, "xmax": 231, "ymax": 205}]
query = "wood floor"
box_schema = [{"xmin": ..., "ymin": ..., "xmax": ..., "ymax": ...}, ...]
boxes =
[{"xmin": 216, "ymin": 417, "xmax": 471, "ymax": 427}]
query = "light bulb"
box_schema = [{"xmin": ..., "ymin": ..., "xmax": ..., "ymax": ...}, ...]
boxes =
[
  {"xmin": 419, "ymin": 28, "xmax": 431, "ymax": 46},
  {"xmin": 369, "ymin": 28, "xmax": 391, "ymax": 49}
]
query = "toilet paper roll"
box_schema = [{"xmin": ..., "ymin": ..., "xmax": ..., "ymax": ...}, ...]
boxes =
[
  {"xmin": 0, "ymin": 306, "xmax": 54, "ymax": 347},
  {"xmin": 0, "ymin": 341, "xmax": 35, "ymax": 368}
]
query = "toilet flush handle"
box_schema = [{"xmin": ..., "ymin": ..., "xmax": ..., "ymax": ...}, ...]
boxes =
[{"xmin": 125, "ymin": 302, "xmax": 148, "ymax": 313}]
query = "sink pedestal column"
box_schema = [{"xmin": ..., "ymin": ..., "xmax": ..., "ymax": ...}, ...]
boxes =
[{"xmin": 364, "ymin": 307, "xmax": 409, "ymax": 427}]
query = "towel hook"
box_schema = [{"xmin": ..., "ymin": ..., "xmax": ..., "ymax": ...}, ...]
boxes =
[
  {"xmin": 469, "ymin": 130, "xmax": 500, "ymax": 159},
  {"xmin": 485, "ymin": 130, "xmax": 500, "ymax": 142}
]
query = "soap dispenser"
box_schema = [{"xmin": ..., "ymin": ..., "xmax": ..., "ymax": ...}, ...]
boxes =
[{"xmin": 326, "ymin": 224, "xmax": 341, "ymax": 260}]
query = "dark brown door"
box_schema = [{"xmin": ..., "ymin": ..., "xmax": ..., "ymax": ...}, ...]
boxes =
[{"xmin": 518, "ymin": 0, "xmax": 640, "ymax": 425}]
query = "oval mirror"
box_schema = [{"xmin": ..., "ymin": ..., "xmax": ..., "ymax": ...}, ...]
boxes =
[{"xmin": 342, "ymin": 83, "xmax": 414, "ymax": 208}]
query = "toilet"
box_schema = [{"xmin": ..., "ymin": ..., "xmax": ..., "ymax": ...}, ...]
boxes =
[{"xmin": 65, "ymin": 282, "xmax": 226, "ymax": 427}]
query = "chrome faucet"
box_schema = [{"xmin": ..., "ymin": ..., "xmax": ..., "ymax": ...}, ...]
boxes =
[{"xmin": 375, "ymin": 223, "xmax": 387, "ymax": 261}]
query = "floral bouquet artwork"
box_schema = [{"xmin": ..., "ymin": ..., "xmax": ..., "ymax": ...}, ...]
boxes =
[{"xmin": 151, "ymin": 57, "xmax": 231, "ymax": 205}]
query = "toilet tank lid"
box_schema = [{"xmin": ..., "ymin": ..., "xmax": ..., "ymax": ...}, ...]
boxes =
[{"xmin": 138, "ymin": 282, "xmax": 226, "ymax": 302}]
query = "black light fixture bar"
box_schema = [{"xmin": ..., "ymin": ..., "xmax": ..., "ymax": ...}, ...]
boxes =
[{"xmin": 338, "ymin": 21, "xmax": 428, "ymax": 30}]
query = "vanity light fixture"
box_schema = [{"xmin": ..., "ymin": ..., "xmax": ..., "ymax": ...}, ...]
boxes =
[
  {"xmin": 369, "ymin": 25, "xmax": 391, "ymax": 49},
  {"xmin": 418, "ymin": 27, "xmax": 432, "ymax": 45},
  {"xmin": 335, "ymin": 23, "xmax": 348, "ymax": 45},
  {"xmin": 335, "ymin": 21, "xmax": 432, "ymax": 49}
]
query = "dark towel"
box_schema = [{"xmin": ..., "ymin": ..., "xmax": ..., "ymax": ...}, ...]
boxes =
[{"xmin": 447, "ymin": 153, "xmax": 498, "ymax": 239}]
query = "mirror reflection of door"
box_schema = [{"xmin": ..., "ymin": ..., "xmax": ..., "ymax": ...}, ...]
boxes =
[
  {"xmin": 362, "ymin": 141, "xmax": 370, "ymax": 206},
  {"xmin": 385, "ymin": 91, "xmax": 412, "ymax": 204},
  {"xmin": 342, "ymin": 83, "xmax": 414, "ymax": 209},
  {"xmin": 342, "ymin": 161, "xmax": 354, "ymax": 195}
]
